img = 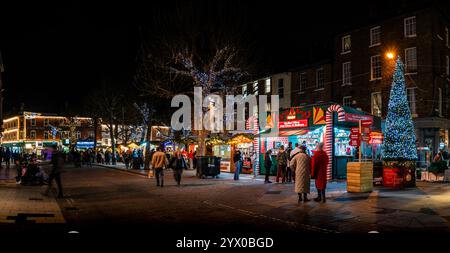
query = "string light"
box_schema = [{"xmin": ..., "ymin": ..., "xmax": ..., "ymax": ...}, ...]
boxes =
[{"xmin": 382, "ymin": 57, "xmax": 418, "ymax": 161}]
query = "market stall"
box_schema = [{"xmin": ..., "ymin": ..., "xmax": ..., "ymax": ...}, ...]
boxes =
[{"xmin": 259, "ymin": 104, "xmax": 382, "ymax": 179}]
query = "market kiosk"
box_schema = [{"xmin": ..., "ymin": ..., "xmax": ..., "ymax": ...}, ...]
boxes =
[{"xmin": 259, "ymin": 104, "xmax": 382, "ymax": 179}]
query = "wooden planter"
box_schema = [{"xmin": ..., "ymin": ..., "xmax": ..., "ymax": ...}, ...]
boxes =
[{"xmin": 347, "ymin": 162, "xmax": 373, "ymax": 193}]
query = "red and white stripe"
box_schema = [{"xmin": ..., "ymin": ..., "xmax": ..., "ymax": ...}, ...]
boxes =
[{"xmin": 325, "ymin": 105, "xmax": 345, "ymax": 181}]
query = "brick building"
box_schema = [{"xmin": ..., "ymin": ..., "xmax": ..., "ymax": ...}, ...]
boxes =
[{"xmin": 332, "ymin": 7, "xmax": 450, "ymax": 154}]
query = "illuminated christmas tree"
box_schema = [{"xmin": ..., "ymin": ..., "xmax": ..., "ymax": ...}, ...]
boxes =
[{"xmin": 382, "ymin": 57, "xmax": 418, "ymax": 161}]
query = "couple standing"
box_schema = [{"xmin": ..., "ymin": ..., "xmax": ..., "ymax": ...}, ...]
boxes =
[{"xmin": 291, "ymin": 142, "xmax": 329, "ymax": 203}]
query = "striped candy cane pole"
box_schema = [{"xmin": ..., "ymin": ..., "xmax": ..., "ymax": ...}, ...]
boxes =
[
  {"xmin": 247, "ymin": 116, "xmax": 260, "ymax": 175},
  {"xmin": 325, "ymin": 105, "xmax": 346, "ymax": 181}
]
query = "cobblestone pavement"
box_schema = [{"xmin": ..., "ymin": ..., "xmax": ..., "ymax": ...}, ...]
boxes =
[
  {"xmin": 1, "ymin": 163, "xmax": 450, "ymax": 236},
  {"xmin": 0, "ymin": 166, "xmax": 65, "ymax": 225}
]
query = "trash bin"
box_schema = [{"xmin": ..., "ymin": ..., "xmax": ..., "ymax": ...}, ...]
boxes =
[{"xmin": 196, "ymin": 156, "xmax": 221, "ymax": 178}]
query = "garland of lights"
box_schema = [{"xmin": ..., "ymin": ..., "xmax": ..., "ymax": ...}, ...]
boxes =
[{"xmin": 381, "ymin": 57, "xmax": 418, "ymax": 161}]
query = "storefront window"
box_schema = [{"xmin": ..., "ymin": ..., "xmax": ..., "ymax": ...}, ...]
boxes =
[
  {"xmin": 334, "ymin": 128, "xmax": 355, "ymax": 156},
  {"xmin": 213, "ymin": 145, "xmax": 231, "ymax": 160}
]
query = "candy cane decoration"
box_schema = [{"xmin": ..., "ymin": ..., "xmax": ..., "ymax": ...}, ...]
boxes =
[{"xmin": 325, "ymin": 104, "xmax": 346, "ymax": 181}]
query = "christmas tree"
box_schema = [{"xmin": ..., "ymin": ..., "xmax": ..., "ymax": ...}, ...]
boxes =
[{"xmin": 382, "ymin": 57, "xmax": 418, "ymax": 161}]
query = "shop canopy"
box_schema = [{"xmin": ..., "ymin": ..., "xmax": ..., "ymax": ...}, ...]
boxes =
[
  {"xmin": 127, "ymin": 143, "xmax": 139, "ymax": 149},
  {"xmin": 228, "ymin": 133, "xmax": 254, "ymax": 145}
]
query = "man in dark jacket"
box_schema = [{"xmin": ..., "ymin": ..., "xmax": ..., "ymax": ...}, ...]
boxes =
[
  {"xmin": 264, "ymin": 150, "xmax": 273, "ymax": 183},
  {"xmin": 233, "ymin": 150, "xmax": 242, "ymax": 180},
  {"xmin": 44, "ymin": 145, "xmax": 64, "ymax": 198}
]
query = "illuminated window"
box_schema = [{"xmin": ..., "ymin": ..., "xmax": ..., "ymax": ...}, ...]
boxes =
[
  {"xmin": 265, "ymin": 78, "xmax": 271, "ymax": 93},
  {"xmin": 342, "ymin": 62, "xmax": 352, "ymax": 85},
  {"xmin": 405, "ymin": 47, "xmax": 417, "ymax": 73},
  {"xmin": 370, "ymin": 26, "xmax": 381, "ymax": 46},
  {"xmin": 342, "ymin": 35, "xmax": 351, "ymax": 53},
  {"xmin": 76, "ymin": 131, "xmax": 81, "ymax": 139},
  {"xmin": 370, "ymin": 55, "xmax": 381, "ymax": 80},
  {"xmin": 253, "ymin": 81, "xmax": 258, "ymax": 95},
  {"xmin": 404, "ymin": 16, "xmax": 416, "ymax": 38},
  {"xmin": 371, "ymin": 92, "xmax": 382, "ymax": 117},
  {"xmin": 242, "ymin": 84, "xmax": 247, "ymax": 95},
  {"xmin": 30, "ymin": 130, "xmax": 36, "ymax": 139},
  {"xmin": 31, "ymin": 118, "xmax": 36, "ymax": 126}
]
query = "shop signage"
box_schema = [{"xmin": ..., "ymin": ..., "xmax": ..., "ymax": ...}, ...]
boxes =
[
  {"xmin": 361, "ymin": 135, "xmax": 370, "ymax": 142},
  {"xmin": 369, "ymin": 132, "xmax": 383, "ymax": 144},
  {"xmin": 350, "ymin": 127, "xmax": 359, "ymax": 134},
  {"xmin": 350, "ymin": 133, "xmax": 360, "ymax": 147},
  {"xmin": 278, "ymin": 120, "xmax": 308, "ymax": 129},
  {"xmin": 345, "ymin": 114, "xmax": 373, "ymax": 123},
  {"xmin": 361, "ymin": 120, "xmax": 372, "ymax": 135}
]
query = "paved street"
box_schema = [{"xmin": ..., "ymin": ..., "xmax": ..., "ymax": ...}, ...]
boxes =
[{"xmin": 1, "ymin": 163, "xmax": 450, "ymax": 239}]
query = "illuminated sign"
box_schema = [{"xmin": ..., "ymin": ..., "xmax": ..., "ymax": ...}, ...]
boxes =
[
  {"xmin": 345, "ymin": 113, "xmax": 373, "ymax": 123},
  {"xmin": 279, "ymin": 120, "xmax": 308, "ymax": 129}
]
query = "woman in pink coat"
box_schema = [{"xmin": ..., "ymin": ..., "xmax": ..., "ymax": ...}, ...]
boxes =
[{"xmin": 311, "ymin": 142, "xmax": 329, "ymax": 203}]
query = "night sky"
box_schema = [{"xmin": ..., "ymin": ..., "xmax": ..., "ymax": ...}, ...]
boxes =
[{"xmin": 0, "ymin": 0, "xmax": 442, "ymax": 116}]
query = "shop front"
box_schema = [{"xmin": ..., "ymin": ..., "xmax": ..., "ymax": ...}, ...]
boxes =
[
  {"xmin": 210, "ymin": 134, "xmax": 254, "ymax": 174},
  {"xmin": 259, "ymin": 104, "xmax": 382, "ymax": 180}
]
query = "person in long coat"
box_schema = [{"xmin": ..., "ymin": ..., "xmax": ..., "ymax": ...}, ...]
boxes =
[
  {"xmin": 291, "ymin": 146, "xmax": 311, "ymax": 203},
  {"xmin": 311, "ymin": 142, "xmax": 329, "ymax": 203}
]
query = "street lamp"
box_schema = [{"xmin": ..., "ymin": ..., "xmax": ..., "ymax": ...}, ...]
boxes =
[{"xmin": 386, "ymin": 51, "xmax": 395, "ymax": 60}]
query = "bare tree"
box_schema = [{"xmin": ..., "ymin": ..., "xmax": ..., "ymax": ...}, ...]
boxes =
[{"xmin": 134, "ymin": 2, "xmax": 261, "ymax": 155}]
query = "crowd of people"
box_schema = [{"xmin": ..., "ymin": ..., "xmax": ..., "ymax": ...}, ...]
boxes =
[{"xmin": 263, "ymin": 142, "xmax": 329, "ymax": 203}]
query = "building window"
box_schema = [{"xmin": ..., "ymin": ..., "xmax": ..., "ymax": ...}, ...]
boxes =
[
  {"xmin": 242, "ymin": 84, "xmax": 247, "ymax": 95},
  {"xmin": 30, "ymin": 130, "xmax": 36, "ymax": 139},
  {"xmin": 277, "ymin": 78, "xmax": 284, "ymax": 99},
  {"xmin": 31, "ymin": 118, "xmax": 36, "ymax": 126},
  {"xmin": 370, "ymin": 26, "xmax": 381, "ymax": 46},
  {"xmin": 342, "ymin": 35, "xmax": 351, "ymax": 53},
  {"xmin": 406, "ymin": 88, "xmax": 417, "ymax": 117},
  {"xmin": 253, "ymin": 81, "xmax": 258, "ymax": 95},
  {"xmin": 371, "ymin": 92, "xmax": 382, "ymax": 117},
  {"xmin": 370, "ymin": 55, "xmax": 382, "ymax": 80},
  {"xmin": 405, "ymin": 47, "xmax": 417, "ymax": 73},
  {"xmin": 316, "ymin": 68, "xmax": 324, "ymax": 89},
  {"xmin": 44, "ymin": 131, "xmax": 49, "ymax": 139},
  {"xmin": 76, "ymin": 131, "xmax": 81, "ymax": 139},
  {"xmin": 299, "ymin": 72, "xmax": 307, "ymax": 91},
  {"xmin": 343, "ymin": 96, "xmax": 352, "ymax": 107},
  {"xmin": 342, "ymin": 62, "xmax": 352, "ymax": 85},
  {"xmin": 438, "ymin": 87, "xmax": 443, "ymax": 117},
  {"xmin": 404, "ymin": 16, "xmax": 416, "ymax": 38},
  {"xmin": 44, "ymin": 118, "xmax": 49, "ymax": 126},
  {"xmin": 265, "ymin": 78, "xmax": 271, "ymax": 93},
  {"xmin": 88, "ymin": 131, "xmax": 95, "ymax": 139}
]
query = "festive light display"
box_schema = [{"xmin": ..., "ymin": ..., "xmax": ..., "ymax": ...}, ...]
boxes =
[{"xmin": 381, "ymin": 57, "xmax": 418, "ymax": 161}]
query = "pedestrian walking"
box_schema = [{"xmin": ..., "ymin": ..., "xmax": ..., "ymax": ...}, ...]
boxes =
[
  {"xmin": 5, "ymin": 147, "xmax": 11, "ymax": 169},
  {"xmin": 150, "ymin": 147, "xmax": 168, "ymax": 187},
  {"xmin": 264, "ymin": 149, "xmax": 273, "ymax": 183},
  {"xmin": 311, "ymin": 142, "xmax": 329, "ymax": 203},
  {"xmin": 188, "ymin": 149, "xmax": 194, "ymax": 169},
  {"xmin": 285, "ymin": 142, "xmax": 293, "ymax": 183},
  {"xmin": 44, "ymin": 145, "xmax": 64, "ymax": 198},
  {"xmin": 0, "ymin": 147, "xmax": 4, "ymax": 168},
  {"xmin": 289, "ymin": 143, "xmax": 301, "ymax": 183},
  {"xmin": 170, "ymin": 149, "xmax": 187, "ymax": 186},
  {"xmin": 233, "ymin": 150, "xmax": 242, "ymax": 180},
  {"xmin": 291, "ymin": 145, "xmax": 311, "ymax": 203},
  {"xmin": 276, "ymin": 145, "xmax": 288, "ymax": 183}
]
